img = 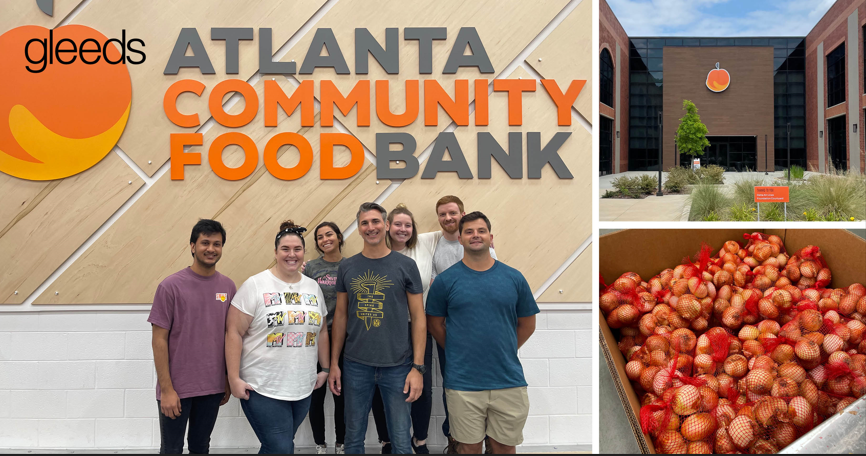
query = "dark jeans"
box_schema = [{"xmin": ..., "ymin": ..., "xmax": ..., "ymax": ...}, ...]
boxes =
[
  {"xmin": 372, "ymin": 332, "xmax": 433, "ymax": 442},
  {"xmin": 342, "ymin": 355, "xmax": 413, "ymax": 454},
  {"xmin": 157, "ymin": 392, "xmax": 223, "ymax": 454},
  {"xmin": 241, "ymin": 391, "xmax": 313, "ymax": 454},
  {"xmin": 436, "ymin": 341, "xmax": 451, "ymax": 438},
  {"xmin": 310, "ymin": 350, "xmax": 345, "ymax": 445}
]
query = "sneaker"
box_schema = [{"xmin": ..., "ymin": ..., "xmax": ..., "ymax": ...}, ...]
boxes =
[
  {"xmin": 484, "ymin": 436, "xmax": 493, "ymax": 454},
  {"xmin": 316, "ymin": 444, "xmax": 328, "ymax": 454},
  {"xmin": 444, "ymin": 436, "xmax": 459, "ymax": 454},
  {"xmin": 381, "ymin": 442, "xmax": 392, "ymax": 454},
  {"xmin": 412, "ymin": 438, "xmax": 430, "ymax": 454},
  {"xmin": 335, "ymin": 443, "xmax": 345, "ymax": 454}
]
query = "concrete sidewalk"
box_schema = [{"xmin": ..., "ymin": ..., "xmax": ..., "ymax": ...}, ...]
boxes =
[
  {"xmin": 600, "ymin": 194, "xmax": 690, "ymax": 221},
  {"xmin": 599, "ymin": 170, "xmax": 819, "ymax": 221}
]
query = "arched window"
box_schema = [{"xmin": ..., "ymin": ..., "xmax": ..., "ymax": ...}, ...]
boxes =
[{"xmin": 600, "ymin": 48, "xmax": 614, "ymax": 107}]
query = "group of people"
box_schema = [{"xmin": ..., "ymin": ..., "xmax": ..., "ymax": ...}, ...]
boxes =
[{"xmin": 149, "ymin": 196, "xmax": 539, "ymax": 454}]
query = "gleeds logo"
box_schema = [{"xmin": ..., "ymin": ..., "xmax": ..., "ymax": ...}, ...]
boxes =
[
  {"xmin": 0, "ymin": 4, "xmax": 144, "ymax": 181},
  {"xmin": 706, "ymin": 62, "xmax": 730, "ymax": 93}
]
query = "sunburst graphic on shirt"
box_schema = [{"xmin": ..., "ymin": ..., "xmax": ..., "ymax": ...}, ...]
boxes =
[{"xmin": 350, "ymin": 271, "xmax": 392, "ymax": 330}]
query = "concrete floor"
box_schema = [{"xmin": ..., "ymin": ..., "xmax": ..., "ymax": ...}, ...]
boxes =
[{"xmin": 0, "ymin": 444, "xmax": 591, "ymax": 454}]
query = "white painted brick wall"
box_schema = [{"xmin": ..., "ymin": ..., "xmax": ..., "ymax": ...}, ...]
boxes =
[{"xmin": 0, "ymin": 310, "xmax": 592, "ymax": 450}]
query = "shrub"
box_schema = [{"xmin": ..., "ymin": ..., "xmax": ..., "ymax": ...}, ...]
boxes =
[
  {"xmin": 730, "ymin": 203, "xmax": 756, "ymax": 221},
  {"xmin": 802, "ymin": 208, "xmax": 821, "ymax": 221},
  {"xmin": 664, "ymin": 167, "xmax": 694, "ymax": 193},
  {"xmin": 732, "ymin": 176, "xmax": 766, "ymax": 206},
  {"xmin": 638, "ymin": 174, "xmax": 659, "ymax": 194},
  {"xmin": 800, "ymin": 173, "xmax": 866, "ymax": 221},
  {"xmin": 791, "ymin": 165, "xmax": 805, "ymax": 180},
  {"xmin": 760, "ymin": 203, "xmax": 786, "ymax": 221},
  {"xmin": 611, "ymin": 175, "xmax": 659, "ymax": 196},
  {"xmin": 696, "ymin": 164, "xmax": 725, "ymax": 184},
  {"xmin": 689, "ymin": 182, "xmax": 729, "ymax": 221},
  {"xmin": 602, "ymin": 190, "xmax": 618, "ymax": 199},
  {"xmin": 702, "ymin": 211, "xmax": 722, "ymax": 221}
]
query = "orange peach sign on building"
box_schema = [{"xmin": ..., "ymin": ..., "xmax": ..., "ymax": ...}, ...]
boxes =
[{"xmin": 706, "ymin": 62, "xmax": 730, "ymax": 93}]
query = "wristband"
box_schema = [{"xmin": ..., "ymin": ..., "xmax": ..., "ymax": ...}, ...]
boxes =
[{"xmin": 321, "ymin": 367, "xmax": 331, "ymax": 374}]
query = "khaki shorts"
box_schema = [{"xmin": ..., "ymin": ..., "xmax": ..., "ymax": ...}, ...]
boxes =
[{"xmin": 445, "ymin": 387, "xmax": 530, "ymax": 447}]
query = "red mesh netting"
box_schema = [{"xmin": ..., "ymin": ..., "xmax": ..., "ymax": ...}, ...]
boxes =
[{"xmin": 603, "ymin": 232, "xmax": 865, "ymax": 454}]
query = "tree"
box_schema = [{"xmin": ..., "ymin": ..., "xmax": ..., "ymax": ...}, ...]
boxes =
[{"xmin": 675, "ymin": 99, "xmax": 710, "ymax": 158}]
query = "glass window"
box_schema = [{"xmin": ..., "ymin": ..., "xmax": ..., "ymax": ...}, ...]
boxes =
[
  {"xmin": 648, "ymin": 39, "xmax": 665, "ymax": 48},
  {"xmin": 827, "ymin": 43, "xmax": 846, "ymax": 107},
  {"xmin": 700, "ymin": 39, "xmax": 717, "ymax": 46},
  {"xmin": 735, "ymin": 38, "xmax": 752, "ymax": 46},
  {"xmin": 717, "ymin": 38, "xmax": 734, "ymax": 46},
  {"xmin": 600, "ymin": 49, "xmax": 614, "ymax": 107},
  {"xmin": 665, "ymin": 39, "xmax": 683, "ymax": 46},
  {"xmin": 751, "ymin": 38, "xmax": 769, "ymax": 46},
  {"xmin": 683, "ymin": 38, "xmax": 700, "ymax": 46}
]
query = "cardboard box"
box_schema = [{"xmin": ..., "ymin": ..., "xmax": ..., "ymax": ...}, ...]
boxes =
[{"xmin": 599, "ymin": 229, "xmax": 866, "ymax": 454}]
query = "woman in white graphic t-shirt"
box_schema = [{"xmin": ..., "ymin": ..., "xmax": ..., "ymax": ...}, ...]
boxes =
[{"xmin": 226, "ymin": 220, "xmax": 330, "ymax": 454}]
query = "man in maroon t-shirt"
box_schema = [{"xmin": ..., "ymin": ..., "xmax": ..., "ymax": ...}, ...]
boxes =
[{"xmin": 148, "ymin": 219, "xmax": 237, "ymax": 454}]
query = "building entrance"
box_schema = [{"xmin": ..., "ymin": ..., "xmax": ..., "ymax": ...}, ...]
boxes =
[
  {"xmin": 600, "ymin": 117, "xmax": 613, "ymax": 176},
  {"xmin": 702, "ymin": 136, "xmax": 757, "ymax": 172},
  {"xmin": 827, "ymin": 116, "xmax": 848, "ymax": 171}
]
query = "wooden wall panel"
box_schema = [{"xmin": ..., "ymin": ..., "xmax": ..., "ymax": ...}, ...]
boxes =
[
  {"xmin": 70, "ymin": 0, "xmax": 326, "ymax": 176},
  {"xmin": 330, "ymin": 67, "xmax": 590, "ymax": 291},
  {"xmin": 34, "ymin": 77, "xmax": 379, "ymax": 304},
  {"xmin": 526, "ymin": 0, "xmax": 593, "ymax": 120},
  {"xmin": 538, "ymin": 243, "xmax": 592, "ymax": 302},
  {"xmin": 1, "ymin": 153, "xmax": 143, "ymax": 304},
  {"xmin": 0, "ymin": 0, "xmax": 82, "ymax": 33},
  {"xmin": 279, "ymin": 0, "xmax": 570, "ymax": 154},
  {"xmin": 0, "ymin": 178, "xmax": 51, "ymax": 235}
]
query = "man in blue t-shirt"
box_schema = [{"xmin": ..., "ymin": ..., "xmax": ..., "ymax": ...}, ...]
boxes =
[{"xmin": 426, "ymin": 212, "xmax": 539, "ymax": 455}]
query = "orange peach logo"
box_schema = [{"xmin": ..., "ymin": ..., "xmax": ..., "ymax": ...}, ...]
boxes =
[
  {"xmin": 0, "ymin": 25, "xmax": 131, "ymax": 181},
  {"xmin": 706, "ymin": 62, "xmax": 730, "ymax": 93}
]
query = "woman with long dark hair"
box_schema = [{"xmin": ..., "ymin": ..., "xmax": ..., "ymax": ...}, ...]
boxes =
[{"xmin": 304, "ymin": 221, "xmax": 347, "ymax": 454}]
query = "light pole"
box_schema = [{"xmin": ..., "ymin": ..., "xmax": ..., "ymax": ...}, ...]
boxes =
[
  {"xmin": 657, "ymin": 111, "xmax": 664, "ymax": 196},
  {"xmin": 787, "ymin": 123, "xmax": 791, "ymax": 182},
  {"xmin": 764, "ymin": 135, "xmax": 768, "ymax": 175}
]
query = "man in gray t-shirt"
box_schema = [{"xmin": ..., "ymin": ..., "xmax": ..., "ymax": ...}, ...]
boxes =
[{"xmin": 329, "ymin": 203, "xmax": 427, "ymax": 455}]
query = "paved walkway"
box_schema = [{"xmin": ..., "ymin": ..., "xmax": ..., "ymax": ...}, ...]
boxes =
[
  {"xmin": 599, "ymin": 170, "xmax": 820, "ymax": 221},
  {"xmin": 600, "ymin": 194, "xmax": 690, "ymax": 221}
]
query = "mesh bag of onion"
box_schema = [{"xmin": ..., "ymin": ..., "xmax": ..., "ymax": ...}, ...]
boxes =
[{"xmin": 604, "ymin": 233, "xmax": 866, "ymax": 454}]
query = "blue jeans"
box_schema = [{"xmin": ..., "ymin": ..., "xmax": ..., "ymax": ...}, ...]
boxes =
[
  {"xmin": 343, "ymin": 356, "xmax": 413, "ymax": 454},
  {"xmin": 240, "ymin": 391, "xmax": 312, "ymax": 454}
]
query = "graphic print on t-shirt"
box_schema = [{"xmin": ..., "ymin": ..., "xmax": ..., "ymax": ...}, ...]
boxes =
[
  {"xmin": 264, "ymin": 292, "xmax": 323, "ymax": 348},
  {"xmin": 286, "ymin": 332, "xmax": 304, "ymax": 347},
  {"xmin": 267, "ymin": 332, "xmax": 284, "ymax": 347},
  {"xmin": 264, "ymin": 292, "xmax": 282, "ymax": 307},
  {"xmin": 350, "ymin": 270, "xmax": 393, "ymax": 330},
  {"xmin": 267, "ymin": 311, "xmax": 285, "ymax": 327}
]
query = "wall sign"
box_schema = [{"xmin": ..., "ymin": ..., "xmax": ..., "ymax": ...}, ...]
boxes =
[{"xmin": 706, "ymin": 62, "xmax": 730, "ymax": 93}]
